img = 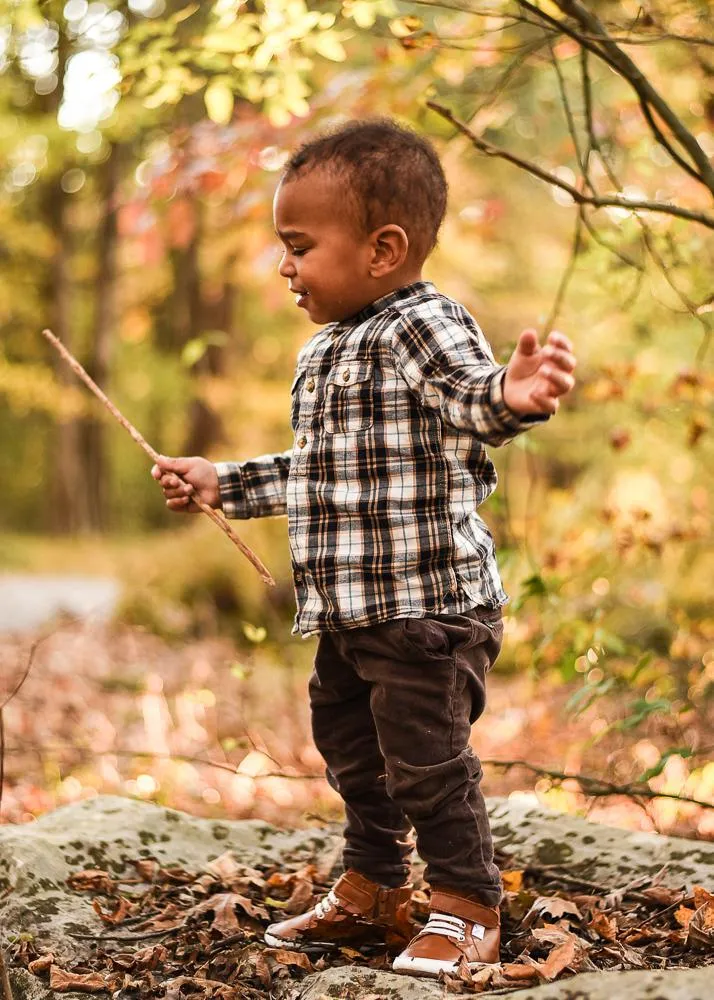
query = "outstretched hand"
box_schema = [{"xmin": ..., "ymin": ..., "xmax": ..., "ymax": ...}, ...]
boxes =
[{"xmin": 503, "ymin": 329, "xmax": 576, "ymax": 416}]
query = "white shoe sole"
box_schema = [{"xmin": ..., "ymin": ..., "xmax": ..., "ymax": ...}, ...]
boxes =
[
  {"xmin": 264, "ymin": 929, "xmax": 292, "ymax": 948},
  {"xmin": 392, "ymin": 954, "xmax": 493, "ymax": 977}
]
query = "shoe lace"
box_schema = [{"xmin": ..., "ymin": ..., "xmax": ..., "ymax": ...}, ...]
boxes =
[
  {"xmin": 421, "ymin": 912, "xmax": 486, "ymax": 944},
  {"xmin": 314, "ymin": 889, "xmax": 340, "ymax": 920}
]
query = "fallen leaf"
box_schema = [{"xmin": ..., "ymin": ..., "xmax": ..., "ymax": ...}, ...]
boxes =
[
  {"xmin": 133, "ymin": 944, "xmax": 168, "ymax": 970},
  {"xmin": 190, "ymin": 893, "xmax": 244, "ymax": 935},
  {"xmin": 92, "ymin": 896, "xmax": 134, "ymax": 925},
  {"xmin": 687, "ymin": 898, "xmax": 714, "ymax": 950},
  {"xmin": 285, "ymin": 866, "xmax": 317, "ymax": 914},
  {"xmin": 206, "ymin": 851, "xmax": 241, "ymax": 880},
  {"xmin": 49, "ymin": 967, "xmax": 109, "ymax": 993},
  {"xmin": 242, "ymin": 948, "xmax": 272, "ymax": 987},
  {"xmin": 28, "ymin": 953, "xmax": 53, "ymax": 975},
  {"xmin": 164, "ymin": 975, "xmax": 237, "ymax": 999},
  {"xmin": 501, "ymin": 963, "xmax": 539, "ymax": 981},
  {"xmin": 674, "ymin": 904, "xmax": 696, "ymax": 928},
  {"xmin": 523, "ymin": 895, "xmax": 582, "ymax": 927},
  {"xmin": 268, "ymin": 948, "xmax": 313, "ymax": 971},
  {"xmin": 134, "ymin": 902, "xmax": 185, "ymax": 933},
  {"xmin": 133, "ymin": 859, "xmax": 160, "ymax": 882},
  {"xmin": 338, "ymin": 946, "xmax": 363, "ymax": 959},
  {"xmin": 502, "ymin": 869, "xmax": 524, "ymax": 892},
  {"xmin": 588, "ymin": 912, "xmax": 617, "ymax": 941},
  {"xmin": 534, "ymin": 936, "xmax": 579, "ymax": 981},
  {"xmin": 67, "ymin": 869, "xmax": 116, "ymax": 894},
  {"xmin": 693, "ymin": 886, "xmax": 714, "ymax": 909},
  {"xmin": 641, "ymin": 886, "xmax": 684, "ymax": 906},
  {"xmin": 158, "ymin": 866, "xmax": 196, "ymax": 884}
]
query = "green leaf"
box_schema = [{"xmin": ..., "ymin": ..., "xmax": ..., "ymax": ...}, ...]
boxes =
[{"xmin": 637, "ymin": 747, "xmax": 693, "ymax": 783}]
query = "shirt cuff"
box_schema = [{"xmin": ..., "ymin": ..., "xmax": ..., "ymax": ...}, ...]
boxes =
[
  {"xmin": 487, "ymin": 365, "xmax": 550, "ymax": 436},
  {"xmin": 214, "ymin": 461, "xmax": 251, "ymax": 520}
]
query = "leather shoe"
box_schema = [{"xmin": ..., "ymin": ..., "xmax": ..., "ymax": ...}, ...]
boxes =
[
  {"xmin": 392, "ymin": 889, "xmax": 500, "ymax": 977},
  {"xmin": 264, "ymin": 869, "xmax": 416, "ymax": 950}
]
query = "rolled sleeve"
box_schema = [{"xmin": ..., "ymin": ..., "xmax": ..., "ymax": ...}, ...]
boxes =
[
  {"xmin": 392, "ymin": 307, "xmax": 548, "ymax": 448},
  {"xmin": 215, "ymin": 450, "xmax": 291, "ymax": 520}
]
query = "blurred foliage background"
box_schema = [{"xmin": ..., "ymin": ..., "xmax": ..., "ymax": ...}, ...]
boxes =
[{"xmin": 0, "ymin": 0, "xmax": 713, "ymax": 836}]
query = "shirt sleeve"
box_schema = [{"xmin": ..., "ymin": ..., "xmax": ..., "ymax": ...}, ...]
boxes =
[
  {"xmin": 391, "ymin": 302, "xmax": 548, "ymax": 447},
  {"xmin": 214, "ymin": 450, "xmax": 292, "ymax": 519}
]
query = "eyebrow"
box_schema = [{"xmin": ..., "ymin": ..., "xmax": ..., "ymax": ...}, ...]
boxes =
[{"xmin": 275, "ymin": 228, "xmax": 309, "ymax": 240}]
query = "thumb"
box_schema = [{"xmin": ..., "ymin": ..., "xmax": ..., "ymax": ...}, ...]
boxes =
[
  {"xmin": 517, "ymin": 328, "xmax": 540, "ymax": 356},
  {"xmin": 155, "ymin": 455, "xmax": 192, "ymax": 476}
]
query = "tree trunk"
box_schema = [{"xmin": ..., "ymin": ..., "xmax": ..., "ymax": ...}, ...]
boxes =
[
  {"xmin": 46, "ymin": 180, "xmax": 90, "ymax": 534},
  {"xmin": 83, "ymin": 143, "xmax": 121, "ymax": 530}
]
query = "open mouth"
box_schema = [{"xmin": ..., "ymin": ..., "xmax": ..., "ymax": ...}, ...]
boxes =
[{"xmin": 293, "ymin": 290, "xmax": 309, "ymax": 308}]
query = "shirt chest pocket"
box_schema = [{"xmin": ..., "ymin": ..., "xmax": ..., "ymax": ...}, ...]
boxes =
[{"xmin": 323, "ymin": 360, "xmax": 375, "ymax": 435}]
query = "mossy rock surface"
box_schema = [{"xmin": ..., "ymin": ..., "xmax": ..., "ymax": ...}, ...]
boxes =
[
  {"xmin": 2, "ymin": 795, "xmax": 713, "ymax": 999},
  {"xmin": 291, "ymin": 965, "xmax": 714, "ymax": 1000}
]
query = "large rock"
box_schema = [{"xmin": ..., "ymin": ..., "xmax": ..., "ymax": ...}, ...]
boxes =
[
  {"xmin": 294, "ymin": 965, "xmax": 714, "ymax": 1000},
  {"xmin": 2, "ymin": 795, "xmax": 712, "ymax": 999},
  {"xmin": 486, "ymin": 797, "xmax": 714, "ymax": 888}
]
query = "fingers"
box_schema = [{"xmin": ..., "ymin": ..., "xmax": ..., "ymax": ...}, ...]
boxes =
[
  {"xmin": 540, "ymin": 363, "xmax": 576, "ymax": 394},
  {"xmin": 530, "ymin": 392, "xmax": 560, "ymax": 415},
  {"xmin": 517, "ymin": 328, "xmax": 539, "ymax": 356}
]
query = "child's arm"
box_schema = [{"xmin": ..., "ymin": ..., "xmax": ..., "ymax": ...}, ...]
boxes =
[
  {"xmin": 152, "ymin": 451, "xmax": 292, "ymax": 519},
  {"xmin": 392, "ymin": 312, "xmax": 575, "ymax": 447}
]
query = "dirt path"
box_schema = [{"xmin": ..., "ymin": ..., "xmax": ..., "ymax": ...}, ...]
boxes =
[{"xmin": 0, "ymin": 574, "xmax": 119, "ymax": 633}]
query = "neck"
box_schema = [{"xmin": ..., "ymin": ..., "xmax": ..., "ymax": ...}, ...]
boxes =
[{"xmin": 373, "ymin": 267, "xmax": 424, "ymax": 300}]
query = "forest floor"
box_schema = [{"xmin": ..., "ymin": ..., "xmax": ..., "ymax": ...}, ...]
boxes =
[{"xmin": 1, "ymin": 620, "xmax": 711, "ymax": 840}]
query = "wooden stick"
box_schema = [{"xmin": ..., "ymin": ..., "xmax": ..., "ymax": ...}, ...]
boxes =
[
  {"xmin": 42, "ymin": 328, "xmax": 275, "ymax": 586},
  {"xmin": 0, "ymin": 946, "xmax": 13, "ymax": 1000}
]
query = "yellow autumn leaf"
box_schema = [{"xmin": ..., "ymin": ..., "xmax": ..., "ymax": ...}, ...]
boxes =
[
  {"xmin": 389, "ymin": 16, "xmax": 423, "ymax": 38},
  {"xmin": 204, "ymin": 82, "xmax": 234, "ymax": 125},
  {"xmin": 502, "ymin": 869, "xmax": 524, "ymax": 892},
  {"xmin": 312, "ymin": 32, "xmax": 347, "ymax": 62}
]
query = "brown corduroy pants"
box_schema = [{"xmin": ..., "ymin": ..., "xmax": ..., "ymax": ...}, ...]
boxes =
[{"xmin": 309, "ymin": 607, "xmax": 504, "ymax": 907}]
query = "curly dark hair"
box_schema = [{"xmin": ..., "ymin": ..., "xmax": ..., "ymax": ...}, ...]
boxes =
[{"xmin": 283, "ymin": 118, "xmax": 448, "ymax": 264}]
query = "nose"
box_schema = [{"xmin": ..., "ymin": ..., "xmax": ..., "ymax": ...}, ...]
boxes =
[{"xmin": 278, "ymin": 251, "xmax": 295, "ymax": 278}]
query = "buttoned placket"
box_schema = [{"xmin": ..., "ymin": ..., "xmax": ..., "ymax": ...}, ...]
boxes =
[{"xmin": 291, "ymin": 356, "xmax": 322, "ymax": 592}]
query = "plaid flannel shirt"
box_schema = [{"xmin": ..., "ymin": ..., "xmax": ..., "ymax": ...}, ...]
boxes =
[{"xmin": 216, "ymin": 282, "xmax": 545, "ymax": 635}]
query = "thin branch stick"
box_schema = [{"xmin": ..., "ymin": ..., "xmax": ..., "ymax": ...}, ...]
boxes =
[
  {"xmin": 42, "ymin": 329, "xmax": 274, "ymax": 586},
  {"xmin": 483, "ymin": 758, "xmax": 714, "ymax": 810},
  {"xmin": 0, "ymin": 947, "xmax": 13, "ymax": 1000},
  {"xmin": 426, "ymin": 100, "xmax": 714, "ymax": 230},
  {"xmin": 5, "ymin": 741, "xmax": 712, "ymax": 809},
  {"xmin": 550, "ymin": 0, "xmax": 714, "ymax": 193}
]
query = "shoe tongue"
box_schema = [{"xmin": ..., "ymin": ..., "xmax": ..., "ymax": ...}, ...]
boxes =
[{"xmin": 429, "ymin": 891, "xmax": 500, "ymax": 928}]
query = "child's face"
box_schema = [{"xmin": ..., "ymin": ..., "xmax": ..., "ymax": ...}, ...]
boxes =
[{"xmin": 273, "ymin": 169, "xmax": 376, "ymax": 325}]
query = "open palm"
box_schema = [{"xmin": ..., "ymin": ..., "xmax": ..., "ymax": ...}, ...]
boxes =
[{"xmin": 503, "ymin": 329, "xmax": 577, "ymax": 416}]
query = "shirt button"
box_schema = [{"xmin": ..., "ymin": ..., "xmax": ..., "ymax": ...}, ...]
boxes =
[
  {"xmin": 342, "ymin": 370, "xmax": 350, "ymax": 382},
  {"xmin": 297, "ymin": 436, "xmax": 307, "ymax": 449},
  {"xmin": 306, "ymin": 378, "xmax": 315, "ymax": 392}
]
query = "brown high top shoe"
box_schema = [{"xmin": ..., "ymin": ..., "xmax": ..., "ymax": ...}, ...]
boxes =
[
  {"xmin": 392, "ymin": 889, "xmax": 500, "ymax": 977},
  {"xmin": 264, "ymin": 870, "xmax": 417, "ymax": 951}
]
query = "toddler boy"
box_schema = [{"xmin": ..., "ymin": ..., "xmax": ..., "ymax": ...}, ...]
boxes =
[{"xmin": 153, "ymin": 120, "xmax": 576, "ymax": 976}]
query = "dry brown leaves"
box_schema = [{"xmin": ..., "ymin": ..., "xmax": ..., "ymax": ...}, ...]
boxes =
[{"xmin": 8, "ymin": 849, "xmax": 713, "ymax": 997}]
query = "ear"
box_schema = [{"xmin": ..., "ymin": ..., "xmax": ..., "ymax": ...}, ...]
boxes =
[{"xmin": 368, "ymin": 225, "xmax": 409, "ymax": 277}]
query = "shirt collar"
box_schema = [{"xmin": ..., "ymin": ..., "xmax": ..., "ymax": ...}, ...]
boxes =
[{"xmin": 335, "ymin": 281, "xmax": 437, "ymax": 330}]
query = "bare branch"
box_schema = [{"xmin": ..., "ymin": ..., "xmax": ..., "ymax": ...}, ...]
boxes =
[
  {"xmin": 549, "ymin": 0, "xmax": 714, "ymax": 194},
  {"xmin": 484, "ymin": 757, "xmax": 714, "ymax": 811},
  {"xmin": 544, "ymin": 211, "xmax": 584, "ymax": 333},
  {"xmin": 426, "ymin": 99, "xmax": 714, "ymax": 230}
]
